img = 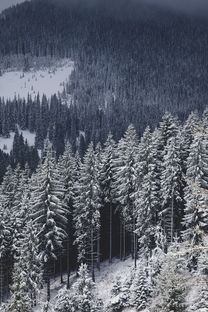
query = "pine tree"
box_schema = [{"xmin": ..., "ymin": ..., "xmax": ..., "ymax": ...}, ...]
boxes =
[
  {"xmin": 100, "ymin": 133, "xmax": 117, "ymax": 264},
  {"xmin": 130, "ymin": 268, "xmax": 151, "ymax": 310},
  {"xmin": 160, "ymin": 136, "xmax": 184, "ymax": 242},
  {"xmin": 21, "ymin": 220, "xmax": 42, "ymax": 306},
  {"xmin": 180, "ymin": 111, "xmax": 200, "ymax": 173},
  {"xmin": 73, "ymin": 143, "xmax": 101, "ymax": 281},
  {"xmin": 30, "ymin": 145, "xmax": 67, "ymax": 300},
  {"xmin": 57, "ymin": 142, "xmax": 76, "ymax": 286},
  {"xmin": 71, "ymin": 264, "xmax": 99, "ymax": 312},
  {"xmin": 114, "ymin": 125, "xmax": 138, "ymax": 263},
  {"xmin": 158, "ymin": 113, "xmax": 179, "ymax": 149},
  {"xmin": 4, "ymin": 262, "xmax": 32, "ymax": 312},
  {"xmin": 54, "ymin": 289, "xmax": 72, "ymax": 312},
  {"xmin": 41, "ymin": 302, "xmax": 53, "ymax": 312},
  {"xmin": 136, "ymin": 129, "xmax": 161, "ymax": 256},
  {"xmin": 183, "ymin": 133, "xmax": 208, "ymax": 269},
  {"xmin": 150, "ymin": 254, "xmax": 186, "ymax": 312},
  {"xmin": 189, "ymin": 250, "xmax": 208, "ymax": 312},
  {"xmin": 108, "ymin": 272, "xmax": 134, "ymax": 312},
  {"xmin": 94, "ymin": 142, "xmax": 103, "ymax": 270},
  {"xmin": 5, "ymin": 219, "xmax": 42, "ymax": 312}
]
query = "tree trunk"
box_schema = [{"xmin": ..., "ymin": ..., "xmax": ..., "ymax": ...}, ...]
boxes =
[
  {"xmin": 133, "ymin": 217, "xmax": 137, "ymax": 268},
  {"xmin": 0, "ymin": 259, "xmax": 3, "ymax": 304},
  {"xmin": 109, "ymin": 201, "xmax": 112, "ymax": 264},
  {"xmin": 123, "ymin": 220, "xmax": 126, "ymax": 261},
  {"xmin": 91, "ymin": 228, "xmax": 95, "ymax": 282},
  {"xmin": 131, "ymin": 231, "xmax": 134, "ymax": 259},
  {"xmin": 97, "ymin": 229, "xmax": 100, "ymax": 271},
  {"xmin": 171, "ymin": 188, "xmax": 174, "ymax": 243},
  {"xmin": 60, "ymin": 254, "xmax": 63, "ymax": 284},
  {"xmin": 120, "ymin": 218, "xmax": 122, "ymax": 261},
  {"xmin": 67, "ymin": 239, "xmax": 70, "ymax": 289},
  {"xmin": 47, "ymin": 275, "xmax": 50, "ymax": 302}
]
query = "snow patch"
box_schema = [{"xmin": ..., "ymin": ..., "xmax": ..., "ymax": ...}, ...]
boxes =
[
  {"xmin": 0, "ymin": 60, "xmax": 74, "ymax": 100},
  {"xmin": 0, "ymin": 128, "xmax": 35, "ymax": 154}
]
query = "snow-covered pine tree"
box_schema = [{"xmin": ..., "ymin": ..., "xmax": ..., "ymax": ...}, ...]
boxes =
[
  {"xmin": 158, "ymin": 112, "xmax": 179, "ymax": 149},
  {"xmin": 150, "ymin": 254, "xmax": 186, "ymax": 312},
  {"xmin": 182, "ymin": 133, "xmax": 208, "ymax": 269},
  {"xmin": 0, "ymin": 165, "xmax": 25, "ymax": 299},
  {"xmin": 73, "ymin": 143, "xmax": 101, "ymax": 281},
  {"xmin": 0, "ymin": 209, "xmax": 11, "ymax": 304},
  {"xmin": 12, "ymin": 166, "xmax": 31, "ymax": 258},
  {"xmin": 108, "ymin": 272, "xmax": 134, "ymax": 311},
  {"xmin": 160, "ymin": 136, "xmax": 184, "ymax": 243},
  {"xmin": 21, "ymin": 220, "xmax": 42, "ymax": 306},
  {"xmin": 41, "ymin": 301, "xmax": 53, "ymax": 312},
  {"xmin": 95, "ymin": 142, "xmax": 103, "ymax": 270},
  {"xmin": 136, "ymin": 128, "xmax": 161, "ymax": 257},
  {"xmin": 6, "ymin": 218, "xmax": 42, "ymax": 311},
  {"xmin": 148, "ymin": 225, "xmax": 167, "ymax": 285},
  {"xmin": 54, "ymin": 289, "xmax": 72, "ymax": 312},
  {"xmin": 189, "ymin": 250, "xmax": 208, "ymax": 312},
  {"xmin": 30, "ymin": 145, "xmax": 67, "ymax": 300},
  {"xmin": 71, "ymin": 263, "xmax": 100, "ymax": 312},
  {"xmin": 130, "ymin": 268, "xmax": 151, "ymax": 310},
  {"xmin": 180, "ymin": 111, "xmax": 200, "ymax": 173},
  {"xmin": 113, "ymin": 125, "xmax": 138, "ymax": 263},
  {"xmin": 57, "ymin": 142, "xmax": 76, "ymax": 286},
  {"xmin": 111, "ymin": 276, "xmax": 122, "ymax": 296},
  {"xmin": 100, "ymin": 133, "xmax": 117, "ymax": 264},
  {"xmin": 4, "ymin": 262, "xmax": 32, "ymax": 312}
]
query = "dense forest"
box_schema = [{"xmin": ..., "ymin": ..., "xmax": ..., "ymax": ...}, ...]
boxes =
[
  {"xmin": 0, "ymin": 0, "xmax": 208, "ymax": 311},
  {"xmin": 0, "ymin": 110, "xmax": 207, "ymax": 311}
]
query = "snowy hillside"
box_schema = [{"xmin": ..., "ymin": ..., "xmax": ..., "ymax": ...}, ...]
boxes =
[
  {"xmin": 0, "ymin": 59, "xmax": 74, "ymax": 100},
  {"xmin": 0, "ymin": 127, "xmax": 35, "ymax": 154},
  {"xmin": 34, "ymin": 257, "xmax": 145, "ymax": 312}
]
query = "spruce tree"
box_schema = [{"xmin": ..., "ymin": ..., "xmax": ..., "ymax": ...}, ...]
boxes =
[
  {"xmin": 160, "ymin": 136, "xmax": 184, "ymax": 242},
  {"xmin": 73, "ymin": 143, "xmax": 101, "ymax": 281},
  {"xmin": 114, "ymin": 125, "xmax": 138, "ymax": 263},
  {"xmin": 136, "ymin": 129, "xmax": 161, "ymax": 256},
  {"xmin": 150, "ymin": 254, "xmax": 186, "ymax": 312},
  {"xmin": 30, "ymin": 145, "xmax": 67, "ymax": 300},
  {"xmin": 100, "ymin": 133, "xmax": 117, "ymax": 264},
  {"xmin": 54, "ymin": 289, "xmax": 72, "ymax": 312},
  {"xmin": 130, "ymin": 268, "xmax": 151, "ymax": 310},
  {"xmin": 71, "ymin": 264, "xmax": 99, "ymax": 312}
]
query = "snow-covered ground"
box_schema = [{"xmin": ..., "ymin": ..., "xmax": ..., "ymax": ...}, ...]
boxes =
[
  {"xmin": 0, "ymin": 60, "xmax": 74, "ymax": 100},
  {"xmin": 0, "ymin": 127, "xmax": 35, "ymax": 154},
  {"xmin": 33, "ymin": 257, "xmax": 150, "ymax": 312},
  {"xmin": 33, "ymin": 257, "xmax": 135, "ymax": 311}
]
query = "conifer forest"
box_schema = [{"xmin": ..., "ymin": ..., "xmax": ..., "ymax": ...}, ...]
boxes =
[{"xmin": 0, "ymin": 0, "xmax": 207, "ymax": 311}]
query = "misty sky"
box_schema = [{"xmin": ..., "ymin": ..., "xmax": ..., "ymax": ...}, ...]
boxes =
[
  {"xmin": 1, "ymin": 0, "xmax": 208, "ymax": 16},
  {"xmin": 0, "ymin": 0, "xmax": 27, "ymax": 12},
  {"xmin": 144, "ymin": 0, "xmax": 208, "ymax": 14}
]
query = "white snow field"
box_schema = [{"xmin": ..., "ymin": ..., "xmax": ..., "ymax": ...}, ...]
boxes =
[
  {"xmin": 0, "ymin": 60, "xmax": 74, "ymax": 100},
  {"xmin": 0, "ymin": 127, "xmax": 36, "ymax": 154},
  {"xmin": 34, "ymin": 257, "xmax": 149, "ymax": 312}
]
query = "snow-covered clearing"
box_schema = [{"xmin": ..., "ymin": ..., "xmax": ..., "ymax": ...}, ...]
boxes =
[
  {"xmin": 0, "ymin": 127, "xmax": 35, "ymax": 154},
  {"xmin": 34, "ymin": 257, "xmax": 140, "ymax": 311},
  {"xmin": 0, "ymin": 59, "xmax": 74, "ymax": 100}
]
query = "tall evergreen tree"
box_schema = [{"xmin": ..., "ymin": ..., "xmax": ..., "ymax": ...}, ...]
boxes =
[
  {"xmin": 30, "ymin": 145, "xmax": 67, "ymax": 300},
  {"xmin": 114, "ymin": 125, "xmax": 138, "ymax": 263},
  {"xmin": 100, "ymin": 133, "xmax": 117, "ymax": 264},
  {"xmin": 160, "ymin": 136, "xmax": 184, "ymax": 242},
  {"xmin": 73, "ymin": 143, "xmax": 101, "ymax": 281}
]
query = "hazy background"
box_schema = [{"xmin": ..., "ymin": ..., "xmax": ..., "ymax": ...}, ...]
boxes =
[
  {"xmin": 0, "ymin": 0, "xmax": 27, "ymax": 12},
  {"xmin": 1, "ymin": 0, "xmax": 208, "ymax": 16}
]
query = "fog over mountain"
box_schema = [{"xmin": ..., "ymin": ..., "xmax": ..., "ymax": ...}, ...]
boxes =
[
  {"xmin": 2, "ymin": 0, "xmax": 208, "ymax": 18},
  {"xmin": 0, "ymin": 0, "xmax": 27, "ymax": 12},
  {"xmin": 144, "ymin": 0, "xmax": 208, "ymax": 15}
]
